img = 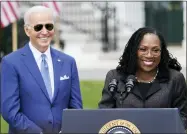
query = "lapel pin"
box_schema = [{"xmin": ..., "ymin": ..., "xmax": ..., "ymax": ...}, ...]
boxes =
[{"xmin": 57, "ymin": 59, "xmax": 61, "ymax": 62}]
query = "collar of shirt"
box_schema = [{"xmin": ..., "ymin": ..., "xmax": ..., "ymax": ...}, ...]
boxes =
[{"xmin": 29, "ymin": 42, "xmax": 52, "ymax": 62}]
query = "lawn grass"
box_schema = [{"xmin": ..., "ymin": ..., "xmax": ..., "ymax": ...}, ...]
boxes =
[
  {"xmin": 1, "ymin": 80, "xmax": 104, "ymax": 133},
  {"xmin": 81, "ymin": 80, "xmax": 103, "ymax": 108}
]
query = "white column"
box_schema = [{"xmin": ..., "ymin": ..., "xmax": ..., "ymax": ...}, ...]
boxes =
[{"xmin": 182, "ymin": 2, "xmax": 186, "ymax": 51}]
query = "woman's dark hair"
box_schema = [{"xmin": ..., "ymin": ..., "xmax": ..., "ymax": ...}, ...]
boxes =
[{"xmin": 116, "ymin": 27, "xmax": 182, "ymax": 78}]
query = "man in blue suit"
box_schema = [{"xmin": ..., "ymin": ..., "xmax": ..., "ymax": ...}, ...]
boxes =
[{"xmin": 1, "ymin": 5, "xmax": 82, "ymax": 134}]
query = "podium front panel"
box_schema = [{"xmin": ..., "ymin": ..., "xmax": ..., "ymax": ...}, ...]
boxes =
[{"xmin": 62, "ymin": 108, "xmax": 185, "ymax": 133}]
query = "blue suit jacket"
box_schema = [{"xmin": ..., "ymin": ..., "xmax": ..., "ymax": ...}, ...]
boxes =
[{"xmin": 1, "ymin": 44, "xmax": 82, "ymax": 133}]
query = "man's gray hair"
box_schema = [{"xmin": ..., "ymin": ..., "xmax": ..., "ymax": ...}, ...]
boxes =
[{"xmin": 24, "ymin": 5, "xmax": 54, "ymax": 25}]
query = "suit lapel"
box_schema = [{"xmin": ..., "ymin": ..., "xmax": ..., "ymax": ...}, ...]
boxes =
[
  {"xmin": 51, "ymin": 48, "xmax": 64, "ymax": 103},
  {"xmin": 131, "ymin": 83, "xmax": 143, "ymax": 100},
  {"xmin": 146, "ymin": 80, "xmax": 161, "ymax": 98},
  {"xmin": 21, "ymin": 44, "xmax": 51, "ymax": 103},
  {"xmin": 132, "ymin": 80, "xmax": 161, "ymax": 100}
]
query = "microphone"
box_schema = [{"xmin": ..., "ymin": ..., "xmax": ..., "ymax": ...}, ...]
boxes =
[
  {"xmin": 125, "ymin": 75, "xmax": 136, "ymax": 93},
  {"xmin": 108, "ymin": 79, "xmax": 118, "ymax": 93}
]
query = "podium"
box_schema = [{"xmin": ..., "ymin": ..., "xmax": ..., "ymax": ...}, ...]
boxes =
[{"xmin": 61, "ymin": 108, "xmax": 185, "ymax": 133}]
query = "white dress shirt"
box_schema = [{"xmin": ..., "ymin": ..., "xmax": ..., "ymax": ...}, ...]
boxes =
[{"xmin": 29, "ymin": 42, "xmax": 55, "ymax": 97}]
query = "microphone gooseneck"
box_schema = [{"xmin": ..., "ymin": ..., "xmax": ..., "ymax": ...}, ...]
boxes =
[
  {"xmin": 107, "ymin": 76, "xmax": 136, "ymax": 108},
  {"xmin": 108, "ymin": 79, "xmax": 118, "ymax": 93},
  {"xmin": 125, "ymin": 75, "xmax": 136, "ymax": 93}
]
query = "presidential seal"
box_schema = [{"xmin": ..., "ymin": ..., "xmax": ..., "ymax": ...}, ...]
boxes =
[{"xmin": 99, "ymin": 119, "xmax": 141, "ymax": 134}]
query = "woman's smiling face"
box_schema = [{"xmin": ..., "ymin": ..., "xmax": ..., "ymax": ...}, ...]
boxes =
[{"xmin": 137, "ymin": 33, "xmax": 161, "ymax": 73}]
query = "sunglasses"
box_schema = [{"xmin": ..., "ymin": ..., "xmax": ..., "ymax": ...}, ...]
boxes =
[{"xmin": 30, "ymin": 23, "xmax": 54, "ymax": 32}]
